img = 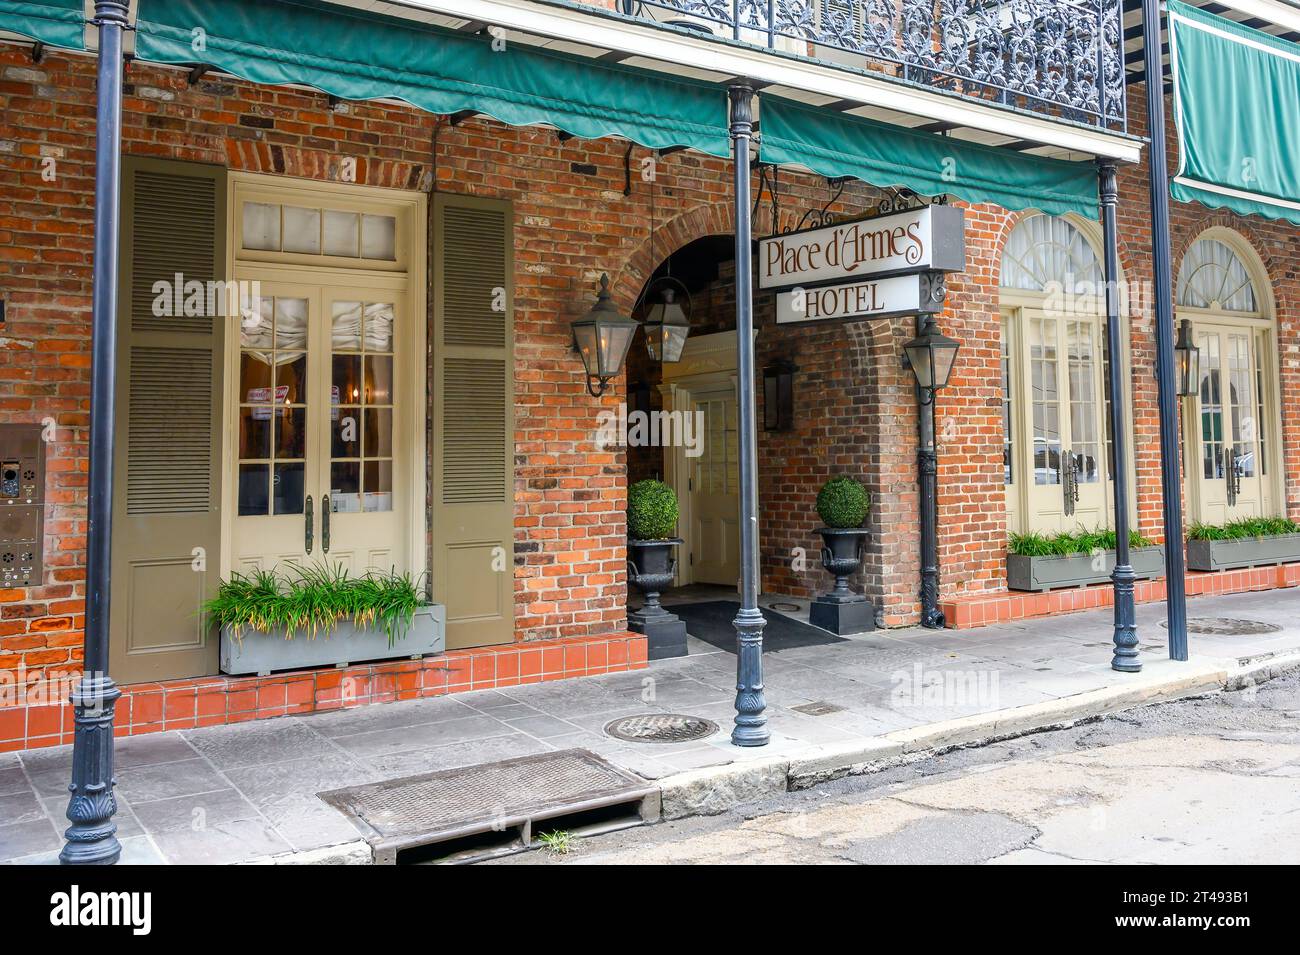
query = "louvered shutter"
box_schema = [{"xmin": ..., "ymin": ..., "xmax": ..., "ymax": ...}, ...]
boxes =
[
  {"xmin": 432, "ymin": 195, "xmax": 515, "ymax": 648},
  {"xmin": 109, "ymin": 158, "xmax": 226, "ymax": 683}
]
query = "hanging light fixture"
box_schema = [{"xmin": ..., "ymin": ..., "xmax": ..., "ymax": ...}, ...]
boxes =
[
  {"xmin": 637, "ymin": 153, "xmax": 691, "ymax": 363},
  {"xmin": 642, "ymin": 277, "xmax": 692, "ymax": 363},
  {"xmin": 571, "ymin": 273, "xmax": 640, "ymax": 398},
  {"xmin": 1175, "ymin": 318, "xmax": 1200, "ymax": 397}
]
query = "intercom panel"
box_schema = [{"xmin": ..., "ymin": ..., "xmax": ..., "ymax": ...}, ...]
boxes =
[
  {"xmin": 0, "ymin": 424, "xmax": 45, "ymax": 505},
  {"xmin": 0, "ymin": 504, "xmax": 42, "ymax": 586}
]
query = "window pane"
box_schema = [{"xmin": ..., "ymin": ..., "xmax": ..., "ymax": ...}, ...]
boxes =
[
  {"xmin": 242, "ymin": 202, "xmax": 279, "ymax": 251},
  {"xmin": 275, "ymin": 407, "xmax": 306, "ymax": 459},
  {"xmin": 363, "ymin": 460, "xmax": 393, "ymax": 512},
  {"xmin": 330, "ymin": 461, "xmax": 361, "ymax": 513},
  {"xmin": 332, "ymin": 300, "xmax": 363, "ymax": 351},
  {"xmin": 1030, "ymin": 317, "xmax": 1060, "ymax": 485},
  {"xmin": 238, "ymin": 408, "xmax": 271, "ymax": 459},
  {"xmin": 241, "ymin": 297, "xmax": 273, "ymax": 349},
  {"xmin": 361, "ymin": 214, "xmax": 396, "ymax": 261},
  {"xmin": 238, "ymin": 463, "xmax": 270, "ymax": 515},
  {"xmin": 364, "ymin": 302, "xmax": 394, "ymax": 351},
  {"xmin": 273, "ymin": 297, "xmax": 309, "ymax": 350},
  {"xmin": 239, "ymin": 351, "xmax": 273, "ymax": 395},
  {"xmin": 364, "ymin": 408, "xmax": 393, "ymax": 458},
  {"xmin": 1199, "ymin": 332, "xmax": 1224, "ymax": 480},
  {"xmin": 282, "ymin": 206, "xmax": 321, "ymax": 254},
  {"xmin": 364, "ymin": 355, "xmax": 393, "ymax": 405},
  {"xmin": 272, "ymin": 462, "xmax": 305, "ymax": 515},
  {"xmin": 324, "ymin": 210, "xmax": 360, "ymax": 257},
  {"xmin": 333, "ymin": 355, "xmax": 362, "ymax": 406},
  {"xmin": 332, "ymin": 407, "xmax": 361, "ymax": 458},
  {"xmin": 1001, "ymin": 316, "xmax": 1013, "ymax": 486},
  {"xmin": 274, "ymin": 353, "xmax": 307, "ymax": 403}
]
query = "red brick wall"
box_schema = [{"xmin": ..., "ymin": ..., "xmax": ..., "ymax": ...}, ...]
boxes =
[{"xmin": 1, "ymin": 41, "xmax": 1297, "ymax": 697}]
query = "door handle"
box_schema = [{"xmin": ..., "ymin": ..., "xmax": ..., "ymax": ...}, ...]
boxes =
[
  {"xmin": 305, "ymin": 494, "xmax": 314, "ymax": 554},
  {"xmin": 322, "ymin": 494, "xmax": 330, "ymax": 553}
]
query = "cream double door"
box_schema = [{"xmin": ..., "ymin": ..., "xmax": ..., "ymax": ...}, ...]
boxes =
[
  {"xmin": 1187, "ymin": 323, "xmax": 1271, "ymax": 524},
  {"xmin": 690, "ymin": 388, "xmax": 740, "ymax": 587},
  {"xmin": 1016, "ymin": 308, "xmax": 1112, "ymax": 532},
  {"xmin": 229, "ymin": 272, "xmax": 411, "ymax": 578}
]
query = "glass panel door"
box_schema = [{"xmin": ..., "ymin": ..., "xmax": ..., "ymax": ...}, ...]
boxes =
[{"xmin": 1192, "ymin": 324, "xmax": 1267, "ymax": 524}]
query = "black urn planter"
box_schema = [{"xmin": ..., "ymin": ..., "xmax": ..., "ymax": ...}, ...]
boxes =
[
  {"xmin": 810, "ymin": 527, "xmax": 876, "ymax": 634},
  {"xmin": 627, "ymin": 537, "xmax": 688, "ymax": 660}
]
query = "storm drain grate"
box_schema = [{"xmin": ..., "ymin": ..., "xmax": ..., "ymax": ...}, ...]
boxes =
[
  {"xmin": 604, "ymin": 713, "xmax": 719, "ymax": 743},
  {"xmin": 1162, "ymin": 617, "xmax": 1282, "ymax": 636},
  {"xmin": 319, "ymin": 749, "xmax": 655, "ymax": 864}
]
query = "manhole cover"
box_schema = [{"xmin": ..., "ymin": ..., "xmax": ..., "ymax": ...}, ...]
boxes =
[
  {"xmin": 604, "ymin": 713, "xmax": 719, "ymax": 743},
  {"xmin": 768, "ymin": 601, "xmax": 802, "ymax": 612},
  {"xmin": 1161, "ymin": 617, "xmax": 1282, "ymax": 635},
  {"xmin": 791, "ymin": 701, "xmax": 845, "ymax": 716}
]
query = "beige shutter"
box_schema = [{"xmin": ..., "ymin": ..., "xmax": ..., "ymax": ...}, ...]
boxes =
[
  {"xmin": 109, "ymin": 157, "xmax": 226, "ymax": 683},
  {"xmin": 432, "ymin": 195, "xmax": 515, "ymax": 648}
]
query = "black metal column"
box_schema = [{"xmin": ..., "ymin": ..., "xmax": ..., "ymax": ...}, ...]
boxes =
[
  {"xmin": 1140, "ymin": 0, "xmax": 1189, "ymax": 661},
  {"xmin": 915, "ymin": 316, "xmax": 944, "ymax": 630},
  {"xmin": 1098, "ymin": 160, "xmax": 1140, "ymax": 672},
  {"xmin": 727, "ymin": 84, "xmax": 768, "ymax": 747},
  {"xmin": 60, "ymin": 0, "xmax": 128, "ymax": 866}
]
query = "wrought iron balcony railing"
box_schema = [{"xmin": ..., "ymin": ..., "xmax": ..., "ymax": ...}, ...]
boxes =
[{"xmin": 619, "ymin": 0, "xmax": 1127, "ymax": 132}]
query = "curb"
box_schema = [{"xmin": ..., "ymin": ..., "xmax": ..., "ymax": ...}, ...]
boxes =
[{"xmin": 653, "ymin": 654, "xmax": 1300, "ymax": 815}]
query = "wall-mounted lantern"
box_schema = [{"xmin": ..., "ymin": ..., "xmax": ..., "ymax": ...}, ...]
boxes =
[
  {"xmin": 762, "ymin": 360, "xmax": 796, "ymax": 432},
  {"xmin": 571, "ymin": 273, "xmax": 639, "ymax": 397},
  {"xmin": 1175, "ymin": 318, "xmax": 1200, "ymax": 397}
]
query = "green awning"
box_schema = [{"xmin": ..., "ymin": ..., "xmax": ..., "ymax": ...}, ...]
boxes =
[
  {"xmin": 134, "ymin": 0, "xmax": 730, "ymax": 158},
  {"xmin": 0, "ymin": 0, "xmax": 85, "ymax": 50},
  {"xmin": 1169, "ymin": 0, "xmax": 1300, "ymax": 226},
  {"xmin": 759, "ymin": 97, "xmax": 1099, "ymax": 219}
]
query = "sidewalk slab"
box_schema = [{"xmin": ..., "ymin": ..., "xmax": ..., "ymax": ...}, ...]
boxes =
[{"xmin": 5, "ymin": 587, "xmax": 1299, "ymax": 864}]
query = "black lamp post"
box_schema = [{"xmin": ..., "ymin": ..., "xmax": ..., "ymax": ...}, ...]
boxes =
[
  {"xmin": 571, "ymin": 273, "xmax": 639, "ymax": 397},
  {"xmin": 904, "ymin": 316, "xmax": 960, "ymax": 629},
  {"xmin": 1175, "ymin": 319, "xmax": 1200, "ymax": 397},
  {"xmin": 642, "ymin": 280, "xmax": 692, "ymax": 363},
  {"xmin": 61, "ymin": 0, "xmax": 130, "ymax": 866}
]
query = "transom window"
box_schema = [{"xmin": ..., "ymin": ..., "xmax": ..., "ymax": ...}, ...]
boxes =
[
  {"xmin": 242, "ymin": 201, "xmax": 397, "ymax": 262},
  {"xmin": 1001, "ymin": 214, "xmax": 1104, "ymax": 293},
  {"xmin": 1176, "ymin": 238, "xmax": 1258, "ymax": 313}
]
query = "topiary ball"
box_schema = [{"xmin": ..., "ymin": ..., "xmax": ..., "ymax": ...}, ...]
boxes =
[
  {"xmin": 816, "ymin": 477, "xmax": 870, "ymax": 529},
  {"xmin": 628, "ymin": 479, "xmax": 679, "ymax": 540}
]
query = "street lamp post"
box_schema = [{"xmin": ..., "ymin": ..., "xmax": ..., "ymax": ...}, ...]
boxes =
[
  {"xmin": 61, "ymin": 0, "xmax": 130, "ymax": 866},
  {"xmin": 727, "ymin": 83, "xmax": 768, "ymax": 747},
  {"xmin": 1098, "ymin": 159, "xmax": 1140, "ymax": 672},
  {"xmin": 1140, "ymin": 0, "xmax": 1190, "ymax": 661},
  {"xmin": 904, "ymin": 312, "xmax": 960, "ymax": 629}
]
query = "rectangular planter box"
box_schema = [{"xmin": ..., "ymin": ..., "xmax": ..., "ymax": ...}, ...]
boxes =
[
  {"xmin": 1186, "ymin": 533, "xmax": 1300, "ymax": 572},
  {"xmin": 220, "ymin": 604, "xmax": 446, "ymax": 676},
  {"xmin": 1007, "ymin": 547, "xmax": 1165, "ymax": 593}
]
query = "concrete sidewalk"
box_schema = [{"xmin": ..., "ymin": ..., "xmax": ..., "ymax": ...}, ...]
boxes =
[{"xmin": 2, "ymin": 587, "xmax": 1298, "ymax": 864}]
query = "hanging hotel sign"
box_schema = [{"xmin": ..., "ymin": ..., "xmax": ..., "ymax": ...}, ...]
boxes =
[
  {"xmin": 776, "ymin": 272, "xmax": 945, "ymax": 325},
  {"xmin": 759, "ymin": 205, "xmax": 965, "ymax": 290}
]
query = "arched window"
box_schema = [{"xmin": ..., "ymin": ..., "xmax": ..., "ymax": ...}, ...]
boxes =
[
  {"xmin": 999, "ymin": 214, "xmax": 1122, "ymax": 539},
  {"xmin": 1177, "ymin": 232, "xmax": 1280, "ymax": 526},
  {"xmin": 1177, "ymin": 238, "xmax": 1258, "ymax": 312},
  {"xmin": 1001, "ymin": 214, "xmax": 1104, "ymax": 293}
]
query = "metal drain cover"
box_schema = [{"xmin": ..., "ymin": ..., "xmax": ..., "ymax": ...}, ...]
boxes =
[
  {"xmin": 319, "ymin": 749, "xmax": 654, "ymax": 863},
  {"xmin": 768, "ymin": 601, "xmax": 802, "ymax": 612},
  {"xmin": 605, "ymin": 713, "xmax": 719, "ymax": 743},
  {"xmin": 1161, "ymin": 617, "xmax": 1282, "ymax": 635},
  {"xmin": 791, "ymin": 700, "xmax": 846, "ymax": 716}
]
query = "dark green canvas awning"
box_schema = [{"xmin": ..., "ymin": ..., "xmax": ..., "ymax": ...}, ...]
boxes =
[
  {"xmin": 0, "ymin": 0, "xmax": 85, "ymax": 50},
  {"xmin": 1169, "ymin": 0, "xmax": 1300, "ymax": 226},
  {"xmin": 134, "ymin": 0, "xmax": 731, "ymax": 158},
  {"xmin": 759, "ymin": 97, "xmax": 1099, "ymax": 219}
]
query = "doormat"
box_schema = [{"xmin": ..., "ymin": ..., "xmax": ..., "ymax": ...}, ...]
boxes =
[{"xmin": 672, "ymin": 600, "xmax": 847, "ymax": 653}]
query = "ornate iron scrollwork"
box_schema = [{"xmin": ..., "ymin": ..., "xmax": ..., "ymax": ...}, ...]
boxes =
[{"xmin": 628, "ymin": 0, "xmax": 1126, "ymax": 131}]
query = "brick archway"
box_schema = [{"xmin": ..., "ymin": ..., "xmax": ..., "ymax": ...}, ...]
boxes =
[{"xmin": 608, "ymin": 202, "xmax": 736, "ymax": 315}]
